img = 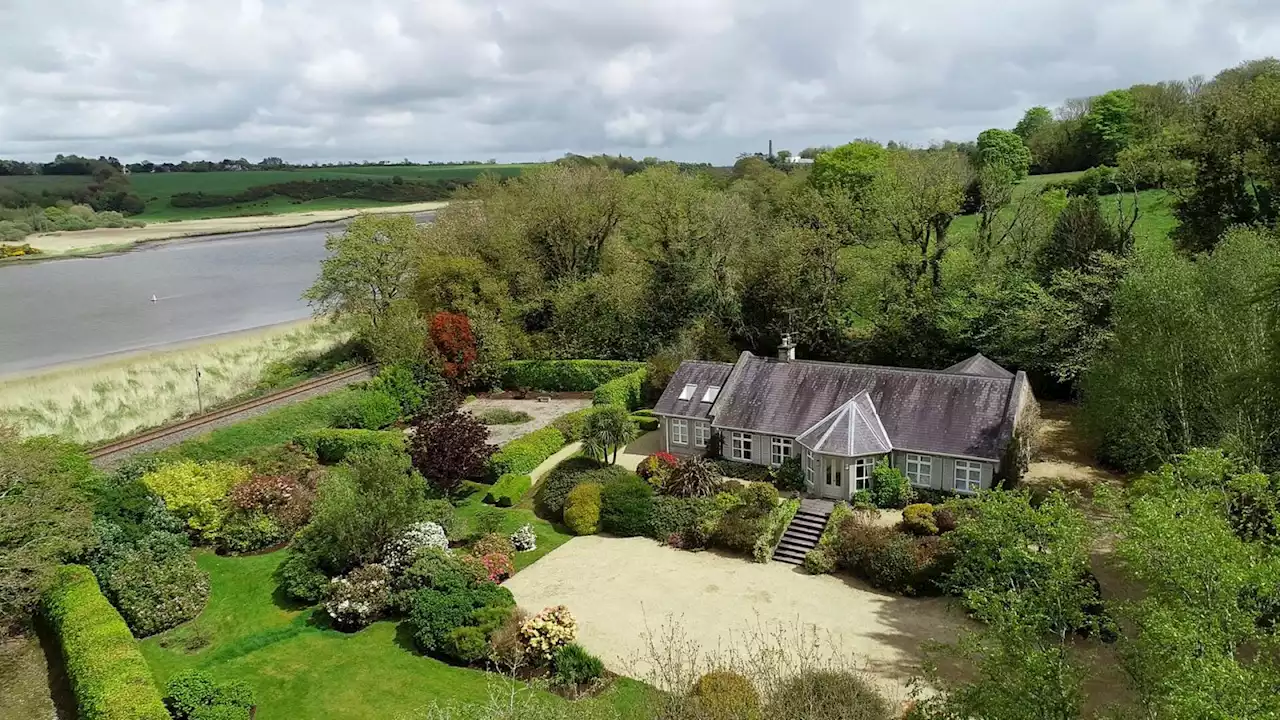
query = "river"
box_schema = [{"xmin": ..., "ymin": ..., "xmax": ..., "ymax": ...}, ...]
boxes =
[{"xmin": 0, "ymin": 214, "xmax": 432, "ymax": 376}]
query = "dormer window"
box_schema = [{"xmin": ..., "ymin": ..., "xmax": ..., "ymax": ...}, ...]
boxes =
[
  {"xmin": 678, "ymin": 384, "xmax": 697, "ymax": 401},
  {"xmin": 701, "ymin": 386, "xmax": 721, "ymax": 403}
]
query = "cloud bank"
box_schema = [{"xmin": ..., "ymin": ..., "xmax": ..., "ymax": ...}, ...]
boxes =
[{"xmin": 1, "ymin": 0, "xmax": 1277, "ymax": 163}]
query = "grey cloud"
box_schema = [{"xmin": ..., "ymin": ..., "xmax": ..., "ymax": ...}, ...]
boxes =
[{"xmin": 0, "ymin": 0, "xmax": 1277, "ymax": 164}]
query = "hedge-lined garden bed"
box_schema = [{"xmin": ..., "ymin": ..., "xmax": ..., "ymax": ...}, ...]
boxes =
[
  {"xmin": 536, "ymin": 453, "xmax": 800, "ymax": 564},
  {"xmin": 499, "ymin": 360, "xmax": 645, "ymax": 392},
  {"xmin": 44, "ymin": 565, "xmax": 169, "ymax": 720}
]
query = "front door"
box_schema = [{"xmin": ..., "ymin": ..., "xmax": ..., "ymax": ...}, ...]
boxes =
[{"xmin": 819, "ymin": 457, "xmax": 846, "ymax": 500}]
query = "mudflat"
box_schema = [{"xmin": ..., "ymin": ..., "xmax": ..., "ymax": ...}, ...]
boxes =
[{"xmin": 23, "ymin": 201, "xmax": 449, "ymax": 254}]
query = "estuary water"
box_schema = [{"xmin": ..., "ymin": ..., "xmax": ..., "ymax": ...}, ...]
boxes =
[{"xmin": 0, "ymin": 214, "xmax": 430, "ymax": 376}]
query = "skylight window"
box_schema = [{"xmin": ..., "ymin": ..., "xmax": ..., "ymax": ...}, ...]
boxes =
[
  {"xmin": 701, "ymin": 386, "xmax": 721, "ymax": 403},
  {"xmin": 678, "ymin": 384, "xmax": 697, "ymax": 401}
]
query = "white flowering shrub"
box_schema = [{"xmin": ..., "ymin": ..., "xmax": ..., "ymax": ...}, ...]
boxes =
[
  {"xmin": 324, "ymin": 564, "xmax": 392, "ymax": 631},
  {"xmin": 510, "ymin": 524, "xmax": 537, "ymax": 552},
  {"xmin": 382, "ymin": 521, "xmax": 449, "ymax": 573},
  {"xmin": 520, "ymin": 605, "xmax": 577, "ymax": 661}
]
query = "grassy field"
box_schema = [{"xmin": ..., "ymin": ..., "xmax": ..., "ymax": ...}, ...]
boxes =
[
  {"xmin": 0, "ymin": 321, "xmax": 349, "ymax": 444},
  {"xmin": 129, "ymin": 165, "xmax": 528, "ymax": 221},
  {"xmin": 139, "ymin": 548, "xmax": 651, "ymax": 719}
]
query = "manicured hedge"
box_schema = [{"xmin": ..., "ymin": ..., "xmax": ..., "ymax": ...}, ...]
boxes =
[
  {"xmin": 753, "ymin": 498, "xmax": 800, "ymax": 563},
  {"xmin": 551, "ymin": 408, "xmax": 593, "ymax": 442},
  {"xmin": 710, "ymin": 458, "xmax": 773, "ymax": 483},
  {"xmin": 499, "ymin": 360, "xmax": 645, "ymax": 392},
  {"xmin": 592, "ymin": 368, "xmax": 647, "ymax": 411},
  {"xmin": 43, "ymin": 565, "xmax": 169, "ymax": 720},
  {"xmin": 631, "ymin": 414, "xmax": 660, "ymax": 432},
  {"xmin": 484, "ymin": 473, "xmax": 532, "ymax": 507},
  {"xmin": 293, "ymin": 428, "xmax": 404, "ymax": 464},
  {"xmin": 488, "ymin": 426, "xmax": 566, "ymax": 478}
]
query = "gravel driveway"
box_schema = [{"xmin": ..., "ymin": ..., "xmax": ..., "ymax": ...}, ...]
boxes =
[{"xmin": 504, "ymin": 535, "xmax": 969, "ymax": 700}]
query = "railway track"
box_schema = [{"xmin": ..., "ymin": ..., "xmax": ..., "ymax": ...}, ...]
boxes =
[{"xmin": 88, "ymin": 363, "xmax": 377, "ymax": 461}]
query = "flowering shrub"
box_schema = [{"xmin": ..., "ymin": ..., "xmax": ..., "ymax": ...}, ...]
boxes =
[
  {"xmin": 521, "ymin": 605, "xmax": 577, "ymax": 660},
  {"xmin": 324, "ymin": 564, "xmax": 392, "ymax": 631},
  {"xmin": 382, "ymin": 521, "xmax": 449, "ymax": 573},
  {"xmin": 470, "ymin": 532, "xmax": 516, "ymax": 560},
  {"xmin": 478, "ymin": 552, "xmax": 514, "ymax": 583},
  {"xmin": 637, "ymin": 451, "xmax": 679, "ymax": 486},
  {"xmin": 228, "ymin": 474, "xmax": 315, "ymax": 532},
  {"xmin": 510, "ymin": 524, "xmax": 537, "ymax": 551}
]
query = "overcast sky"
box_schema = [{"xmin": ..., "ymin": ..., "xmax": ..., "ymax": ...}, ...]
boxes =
[{"xmin": 1, "ymin": 0, "xmax": 1278, "ymax": 166}]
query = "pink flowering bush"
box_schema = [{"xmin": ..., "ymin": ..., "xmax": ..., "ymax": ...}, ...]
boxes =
[
  {"xmin": 478, "ymin": 552, "xmax": 514, "ymax": 583},
  {"xmin": 324, "ymin": 564, "xmax": 392, "ymax": 631},
  {"xmin": 520, "ymin": 605, "xmax": 577, "ymax": 660}
]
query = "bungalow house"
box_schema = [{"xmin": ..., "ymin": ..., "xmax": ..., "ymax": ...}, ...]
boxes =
[{"xmin": 651, "ymin": 336, "xmax": 1038, "ymax": 500}]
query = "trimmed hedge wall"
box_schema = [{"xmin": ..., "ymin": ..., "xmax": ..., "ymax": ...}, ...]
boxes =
[
  {"xmin": 551, "ymin": 408, "xmax": 592, "ymax": 442},
  {"xmin": 592, "ymin": 369, "xmax": 647, "ymax": 411},
  {"xmin": 631, "ymin": 414, "xmax": 659, "ymax": 432},
  {"xmin": 43, "ymin": 565, "xmax": 169, "ymax": 720},
  {"xmin": 484, "ymin": 473, "xmax": 532, "ymax": 507},
  {"xmin": 489, "ymin": 426, "xmax": 566, "ymax": 478},
  {"xmin": 293, "ymin": 428, "xmax": 404, "ymax": 464},
  {"xmin": 499, "ymin": 360, "xmax": 645, "ymax": 392}
]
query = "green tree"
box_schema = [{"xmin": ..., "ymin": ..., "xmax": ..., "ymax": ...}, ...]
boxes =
[
  {"xmin": 304, "ymin": 214, "xmax": 421, "ymax": 330},
  {"xmin": 1083, "ymin": 90, "xmax": 1136, "ymax": 165},
  {"xmin": 0, "ymin": 436, "xmax": 96, "ymax": 631},
  {"xmin": 809, "ymin": 141, "xmax": 888, "ymax": 198},
  {"xmin": 1112, "ymin": 451, "xmax": 1280, "ymax": 719},
  {"xmin": 1083, "ymin": 229, "xmax": 1279, "ymax": 471},
  {"xmin": 976, "ymin": 128, "xmax": 1032, "ymax": 179},
  {"xmin": 582, "ymin": 406, "xmax": 637, "ymax": 465},
  {"xmin": 876, "ymin": 149, "xmax": 972, "ymax": 294},
  {"xmin": 1013, "ymin": 106, "xmax": 1054, "ymax": 142}
]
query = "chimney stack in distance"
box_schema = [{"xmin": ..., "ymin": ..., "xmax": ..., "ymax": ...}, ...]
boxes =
[{"xmin": 778, "ymin": 333, "xmax": 796, "ymax": 362}]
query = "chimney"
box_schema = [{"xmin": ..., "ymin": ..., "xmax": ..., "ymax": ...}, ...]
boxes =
[{"xmin": 778, "ymin": 333, "xmax": 796, "ymax": 362}]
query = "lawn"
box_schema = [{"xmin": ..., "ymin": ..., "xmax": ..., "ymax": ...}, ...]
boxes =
[
  {"xmin": 140, "ymin": 545, "xmax": 649, "ymax": 719},
  {"xmin": 454, "ymin": 482, "xmax": 576, "ymax": 571},
  {"xmin": 158, "ymin": 387, "xmax": 362, "ymax": 462}
]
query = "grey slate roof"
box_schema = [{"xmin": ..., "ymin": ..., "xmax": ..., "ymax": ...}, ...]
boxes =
[
  {"xmin": 796, "ymin": 392, "xmax": 892, "ymax": 456},
  {"xmin": 652, "ymin": 360, "xmax": 734, "ymax": 420},
  {"xmin": 708, "ymin": 352, "xmax": 1017, "ymax": 460},
  {"xmin": 944, "ymin": 353, "xmax": 1014, "ymax": 379}
]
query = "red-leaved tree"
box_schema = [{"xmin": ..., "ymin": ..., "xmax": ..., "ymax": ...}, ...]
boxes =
[
  {"xmin": 409, "ymin": 410, "xmax": 495, "ymax": 496},
  {"xmin": 429, "ymin": 312, "xmax": 478, "ymax": 384}
]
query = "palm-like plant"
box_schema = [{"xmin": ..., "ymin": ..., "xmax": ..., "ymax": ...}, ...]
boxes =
[
  {"xmin": 663, "ymin": 457, "xmax": 723, "ymax": 498},
  {"xmin": 582, "ymin": 406, "xmax": 637, "ymax": 464}
]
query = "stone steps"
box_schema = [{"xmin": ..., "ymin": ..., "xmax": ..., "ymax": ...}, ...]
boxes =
[{"xmin": 772, "ymin": 506, "xmax": 834, "ymax": 565}]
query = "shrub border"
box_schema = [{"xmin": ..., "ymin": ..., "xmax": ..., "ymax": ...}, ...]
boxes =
[{"xmin": 43, "ymin": 565, "xmax": 169, "ymax": 720}]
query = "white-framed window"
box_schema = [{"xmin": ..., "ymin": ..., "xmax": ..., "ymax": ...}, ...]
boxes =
[
  {"xmin": 770, "ymin": 437, "xmax": 793, "ymax": 466},
  {"xmin": 852, "ymin": 457, "xmax": 874, "ymax": 491},
  {"xmin": 701, "ymin": 386, "xmax": 721, "ymax": 403},
  {"xmin": 805, "ymin": 450, "xmax": 814, "ymax": 485},
  {"xmin": 905, "ymin": 454, "xmax": 932, "ymax": 487},
  {"xmin": 694, "ymin": 422, "xmax": 710, "ymax": 448},
  {"xmin": 671, "ymin": 419, "xmax": 688, "ymax": 445},
  {"xmin": 678, "ymin": 384, "xmax": 697, "ymax": 401},
  {"xmin": 731, "ymin": 432, "xmax": 753, "ymax": 461},
  {"xmin": 954, "ymin": 460, "xmax": 983, "ymax": 493}
]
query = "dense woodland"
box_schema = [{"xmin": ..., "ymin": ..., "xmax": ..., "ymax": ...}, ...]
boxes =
[{"xmin": 311, "ymin": 57, "xmax": 1280, "ymax": 477}]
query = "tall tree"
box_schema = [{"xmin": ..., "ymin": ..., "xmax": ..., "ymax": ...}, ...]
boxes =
[
  {"xmin": 976, "ymin": 128, "xmax": 1033, "ymax": 179},
  {"xmin": 304, "ymin": 214, "xmax": 421, "ymax": 330}
]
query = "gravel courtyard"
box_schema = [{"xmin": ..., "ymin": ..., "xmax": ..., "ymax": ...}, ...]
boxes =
[
  {"xmin": 504, "ymin": 535, "xmax": 970, "ymax": 699},
  {"xmin": 461, "ymin": 397, "xmax": 590, "ymax": 446}
]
